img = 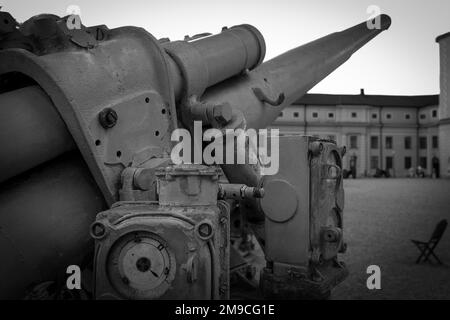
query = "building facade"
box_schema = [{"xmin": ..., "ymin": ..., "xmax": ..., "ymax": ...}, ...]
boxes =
[
  {"xmin": 437, "ymin": 32, "xmax": 450, "ymax": 179},
  {"xmin": 271, "ymin": 32, "xmax": 450, "ymax": 178}
]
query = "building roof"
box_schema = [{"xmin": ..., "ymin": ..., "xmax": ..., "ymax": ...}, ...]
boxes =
[
  {"xmin": 436, "ymin": 32, "xmax": 450, "ymax": 43},
  {"xmin": 294, "ymin": 93, "xmax": 439, "ymax": 108}
]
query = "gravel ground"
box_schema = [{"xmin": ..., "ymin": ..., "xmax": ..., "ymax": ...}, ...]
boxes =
[{"xmin": 332, "ymin": 178, "xmax": 450, "ymax": 300}]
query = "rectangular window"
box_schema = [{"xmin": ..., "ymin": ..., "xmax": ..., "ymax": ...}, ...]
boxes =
[
  {"xmin": 386, "ymin": 113, "xmax": 392, "ymax": 119},
  {"xmin": 385, "ymin": 136, "xmax": 393, "ymax": 149},
  {"xmin": 279, "ymin": 112, "xmax": 283, "ymax": 117},
  {"xmin": 351, "ymin": 112, "xmax": 357, "ymax": 118},
  {"xmin": 404, "ymin": 136, "xmax": 411, "ymax": 150},
  {"xmin": 404, "ymin": 156, "xmax": 412, "ymax": 169},
  {"xmin": 386, "ymin": 156, "xmax": 393, "ymax": 170},
  {"xmin": 432, "ymin": 136, "xmax": 438, "ymax": 149},
  {"xmin": 420, "ymin": 157, "xmax": 427, "ymax": 169},
  {"xmin": 370, "ymin": 136, "xmax": 379, "ymax": 149},
  {"xmin": 372, "ymin": 113, "xmax": 377, "ymax": 119},
  {"xmin": 405, "ymin": 113, "xmax": 411, "ymax": 120},
  {"xmin": 432, "ymin": 110, "xmax": 437, "ymax": 118},
  {"xmin": 328, "ymin": 112, "xmax": 334, "ymax": 118},
  {"xmin": 419, "ymin": 136, "xmax": 427, "ymax": 149},
  {"xmin": 350, "ymin": 135, "xmax": 358, "ymax": 149},
  {"xmin": 420, "ymin": 114, "xmax": 426, "ymax": 120},
  {"xmin": 312, "ymin": 112, "xmax": 318, "ymax": 118},
  {"xmin": 293, "ymin": 112, "xmax": 299, "ymax": 118},
  {"xmin": 370, "ymin": 156, "xmax": 379, "ymax": 169}
]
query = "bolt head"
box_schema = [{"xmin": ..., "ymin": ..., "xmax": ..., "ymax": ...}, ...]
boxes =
[
  {"xmin": 98, "ymin": 108, "xmax": 118, "ymax": 129},
  {"xmin": 197, "ymin": 221, "xmax": 214, "ymax": 239},
  {"xmin": 199, "ymin": 223, "xmax": 212, "ymax": 237},
  {"xmin": 90, "ymin": 222, "xmax": 106, "ymax": 239}
]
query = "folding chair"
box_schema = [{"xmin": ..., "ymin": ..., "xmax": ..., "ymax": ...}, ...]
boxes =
[{"xmin": 411, "ymin": 219, "xmax": 447, "ymax": 264}]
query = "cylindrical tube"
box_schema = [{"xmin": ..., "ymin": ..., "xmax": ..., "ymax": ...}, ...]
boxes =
[
  {"xmin": 0, "ymin": 152, "xmax": 106, "ymax": 299},
  {"xmin": 188, "ymin": 25, "xmax": 265, "ymax": 86},
  {"xmin": 0, "ymin": 86, "xmax": 75, "ymax": 183},
  {"xmin": 164, "ymin": 24, "xmax": 265, "ymax": 98}
]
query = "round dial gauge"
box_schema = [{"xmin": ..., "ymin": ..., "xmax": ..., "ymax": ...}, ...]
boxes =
[{"xmin": 108, "ymin": 232, "xmax": 175, "ymax": 299}]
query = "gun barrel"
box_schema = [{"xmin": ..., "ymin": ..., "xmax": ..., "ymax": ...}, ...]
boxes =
[
  {"xmin": 0, "ymin": 86, "xmax": 76, "ymax": 183},
  {"xmin": 201, "ymin": 14, "xmax": 391, "ymax": 129}
]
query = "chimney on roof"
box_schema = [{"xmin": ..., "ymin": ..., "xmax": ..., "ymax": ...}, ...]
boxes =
[{"xmin": 360, "ymin": 88, "xmax": 365, "ymax": 95}]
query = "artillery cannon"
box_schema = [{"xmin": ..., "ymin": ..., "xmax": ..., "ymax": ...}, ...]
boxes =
[{"xmin": 0, "ymin": 10, "xmax": 391, "ymax": 299}]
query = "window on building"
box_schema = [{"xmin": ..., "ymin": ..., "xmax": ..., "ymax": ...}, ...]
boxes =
[
  {"xmin": 420, "ymin": 114, "xmax": 426, "ymax": 120},
  {"xmin": 404, "ymin": 136, "xmax": 411, "ymax": 150},
  {"xmin": 386, "ymin": 113, "xmax": 392, "ymax": 119},
  {"xmin": 370, "ymin": 156, "xmax": 379, "ymax": 169},
  {"xmin": 328, "ymin": 112, "xmax": 334, "ymax": 118},
  {"xmin": 312, "ymin": 112, "xmax": 318, "ymax": 118},
  {"xmin": 370, "ymin": 136, "xmax": 379, "ymax": 149},
  {"xmin": 385, "ymin": 136, "xmax": 393, "ymax": 149},
  {"xmin": 405, "ymin": 113, "xmax": 411, "ymax": 120},
  {"xmin": 293, "ymin": 112, "xmax": 299, "ymax": 118},
  {"xmin": 404, "ymin": 156, "xmax": 412, "ymax": 169},
  {"xmin": 279, "ymin": 112, "xmax": 283, "ymax": 117},
  {"xmin": 372, "ymin": 113, "xmax": 378, "ymax": 119},
  {"xmin": 351, "ymin": 112, "xmax": 357, "ymax": 118},
  {"xmin": 386, "ymin": 156, "xmax": 393, "ymax": 170},
  {"xmin": 420, "ymin": 157, "xmax": 427, "ymax": 169},
  {"xmin": 432, "ymin": 110, "xmax": 437, "ymax": 118},
  {"xmin": 350, "ymin": 135, "xmax": 358, "ymax": 149},
  {"xmin": 419, "ymin": 136, "xmax": 427, "ymax": 149},
  {"xmin": 432, "ymin": 136, "xmax": 438, "ymax": 149}
]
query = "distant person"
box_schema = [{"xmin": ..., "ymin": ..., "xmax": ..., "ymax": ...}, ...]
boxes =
[
  {"xmin": 349, "ymin": 157, "xmax": 357, "ymax": 179},
  {"xmin": 432, "ymin": 156, "xmax": 440, "ymax": 178},
  {"xmin": 416, "ymin": 166, "xmax": 425, "ymax": 178}
]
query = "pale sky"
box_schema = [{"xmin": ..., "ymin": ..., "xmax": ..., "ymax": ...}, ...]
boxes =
[{"xmin": 2, "ymin": 0, "xmax": 450, "ymax": 95}]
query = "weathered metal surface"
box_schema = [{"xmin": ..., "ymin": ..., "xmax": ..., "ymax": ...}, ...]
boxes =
[
  {"xmin": 93, "ymin": 165, "xmax": 230, "ymax": 300},
  {"xmin": 258, "ymin": 135, "xmax": 310, "ymax": 266},
  {"xmin": 0, "ymin": 23, "xmax": 178, "ymax": 205},
  {"xmin": 0, "ymin": 85, "xmax": 75, "ymax": 183},
  {"xmin": 310, "ymin": 139, "xmax": 346, "ymax": 262},
  {"xmin": 156, "ymin": 164, "xmax": 220, "ymax": 206},
  {"xmin": 0, "ymin": 152, "xmax": 106, "ymax": 299},
  {"xmin": 218, "ymin": 183, "xmax": 264, "ymax": 200},
  {"xmin": 260, "ymin": 259, "xmax": 348, "ymax": 299},
  {"xmin": 258, "ymin": 135, "xmax": 347, "ymax": 299}
]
